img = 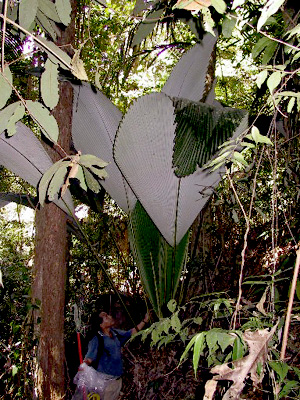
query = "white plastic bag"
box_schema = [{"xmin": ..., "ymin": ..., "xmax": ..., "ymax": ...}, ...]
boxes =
[{"xmin": 72, "ymin": 363, "xmax": 114, "ymax": 399}]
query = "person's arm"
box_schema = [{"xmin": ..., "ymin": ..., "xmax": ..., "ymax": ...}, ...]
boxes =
[
  {"xmin": 83, "ymin": 357, "xmax": 92, "ymax": 365},
  {"xmin": 131, "ymin": 313, "xmax": 149, "ymax": 335}
]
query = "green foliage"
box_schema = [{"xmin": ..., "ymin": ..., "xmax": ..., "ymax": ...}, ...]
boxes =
[{"xmin": 129, "ymin": 202, "xmax": 189, "ymax": 317}]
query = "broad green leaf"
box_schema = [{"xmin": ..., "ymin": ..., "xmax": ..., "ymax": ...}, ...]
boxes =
[
  {"xmin": 0, "ymin": 65, "xmax": 12, "ymax": 109},
  {"xmin": 36, "ymin": 10, "xmax": 60, "ymax": 41},
  {"xmin": 38, "ymin": 0, "xmax": 61, "ymax": 22},
  {"xmin": 211, "ymin": 0, "xmax": 226, "ymax": 14},
  {"xmin": 193, "ymin": 332, "xmax": 205, "ymax": 376},
  {"xmin": 162, "ymin": 318, "xmax": 171, "ymax": 334},
  {"xmin": 287, "ymin": 97, "xmax": 295, "ymax": 113},
  {"xmin": 170, "ymin": 313, "xmax": 181, "ymax": 333},
  {"xmin": 79, "ymin": 154, "xmax": 108, "ymax": 168},
  {"xmin": 233, "ymin": 151, "xmax": 248, "ymax": 166},
  {"xmin": 193, "ymin": 316, "xmax": 203, "ymax": 325},
  {"xmin": 256, "ymin": 70, "xmax": 268, "ymax": 88},
  {"xmin": 206, "ymin": 331, "xmax": 218, "ymax": 353},
  {"xmin": 167, "ymin": 299, "xmax": 177, "ymax": 313},
  {"xmin": 41, "ymin": 58, "xmax": 59, "ymax": 110},
  {"xmin": 38, "ymin": 159, "xmax": 67, "ymax": 206},
  {"xmin": 222, "ymin": 16, "xmax": 235, "ymax": 38},
  {"xmin": 202, "ymin": 8, "xmax": 215, "ymax": 36},
  {"xmin": 75, "ymin": 165, "xmax": 87, "ymax": 192},
  {"xmin": 88, "ymin": 166, "xmax": 108, "ymax": 180},
  {"xmin": 262, "ymin": 40, "xmax": 277, "ymax": 65},
  {"xmin": 36, "ymin": 36, "xmax": 72, "ymax": 70},
  {"xmin": 252, "ymin": 37, "xmax": 271, "ymax": 59},
  {"xmin": 267, "ymin": 71, "xmax": 282, "ymax": 94},
  {"xmin": 179, "ymin": 334, "xmax": 198, "ymax": 363},
  {"xmin": 6, "ymin": 103, "xmax": 25, "ymax": 136},
  {"xmin": 251, "ymin": 126, "xmax": 272, "ymax": 145},
  {"xmin": 19, "ymin": 0, "xmax": 38, "ymax": 30},
  {"xmin": 12, "ymin": 365, "xmax": 18, "ymax": 376},
  {"xmin": 257, "ymin": 0, "xmax": 285, "ymax": 31},
  {"xmin": 0, "ymin": 102, "xmax": 21, "ymax": 134},
  {"xmin": 279, "ymin": 381, "xmax": 299, "ymax": 399},
  {"xmin": 217, "ymin": 332, "xmax": 235, "ymax": 352},
  {"xmin": 232, "ymin": 335, "xmax": 244, "ymax": 360},
  {"xmin": 241, "ymin": 141, "xmax": 255, "ymax": 149},
  {"xmin": 26, "ymin": 100, "xmax": 59, "ymax": 143},
  {"xmin": 286, "ymin": 24, "xmax": 300, "ymax": 40},
  {"xmin": 268, "ymin": 361, "xmax": 289, "ymax": 382},
  {"xmin": 55, "ymin": 0, "xmax": 71, "ymax": 26},
  {"xmin": 48, "ymin": 163, "xmax": 69, "ymax": 201},
  {"xmin": 83, "ymin": 167, "xmax": 101, "ymax": 193}
]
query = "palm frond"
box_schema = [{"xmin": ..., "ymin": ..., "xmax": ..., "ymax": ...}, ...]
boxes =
[
  {"xmin": 72, "ymin": 83, "xmax": 136, "ymax": 212},
  {"xmin": 162, "ymin": 32, "xmax": 217, "ymax": 102},
  {"xmin": 129, "ymin": 200, "xmax": 189, "ymax": 317},
  {"xmin": 173, "ymin": 100, "xmax": 247, "ymax": 176},
  {"xmin": 0, "ymin": 122, "xmax": 74, "ymax": 214}
]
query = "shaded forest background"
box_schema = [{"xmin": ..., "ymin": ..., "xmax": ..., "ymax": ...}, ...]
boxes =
[{"xmin": 0, "ymin": 0, "xmax": 300, "ymax": 399}]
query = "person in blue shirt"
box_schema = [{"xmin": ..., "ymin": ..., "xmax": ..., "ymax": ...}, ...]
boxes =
[{"xmin": 83, "ymin": 311, "xmax": 149, "ymax": 400}]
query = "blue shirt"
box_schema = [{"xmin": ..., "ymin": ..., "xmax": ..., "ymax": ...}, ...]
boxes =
[{"xmin": 85, "ymin": 329, "xmax": 132, "ymax": 377}]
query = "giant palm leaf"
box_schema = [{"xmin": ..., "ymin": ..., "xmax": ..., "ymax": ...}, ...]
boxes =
[
  {"xmin": 0, "ymin": 122, "xmax": 74, "ymax": 214},
  {"xmin": 72, "ymin": 83, "xmax": 136, "ymax": 212}
]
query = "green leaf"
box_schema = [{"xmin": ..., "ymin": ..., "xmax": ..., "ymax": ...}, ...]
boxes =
[
  {"xmin": 26, "ymin": 100, "xmax": 59, "ymax": 143},
  {"xmin": 88, "ymin": 165, "xmax": 108, "ymax": 180},
  {"xmin": 79, "ymin": 154, "xmax": 108, "ymax": 168},
  {"xmin": 55, "ymin": 0, "xmax": 71, "ymax": 25},
  {"xmin": 19, "ymin": 0, "xmax": 38, "ymax": 30},
  {"xmin": 233, "ymin": 151, "xmax": 248, "ymax": 166},
  {"xmin": 206, "ymin": 331, "xmax": 218, "ymax": 353},
  {"xmin": 211, "ymin": 0, "xmax": 226, "ymax": 14},
  {"xmin": 232, "ymin": 335, "xmax": 244, "ymax": 360},
  {"xmin": 41, "ymin": 58, "xmax": 59, "ymax": 110},
  {"xmin": 257, "ymin": 0, "xmax": 285, "ymax": 31},
  {"xmin": 36, "ymin": 10, "xmax": 60, "ymax": 41},
  {"xmin": 267, "ymin": 71, "xmax": 282, "ymax": 94},
  {"xmin": 6, "ymin": 103, "xmax": 25, "ymax": 136},
  {"xmin": 268, "ymin": 361, "xmax": 289, "ymax": 382},
  {"xmin": 171, "ymin": 313, "xmax": 181, "ymax": 333},
  {"xmin": 83, "ymin": 167, "xmax": 101, "ymax": 193},
  {"xmin": 222, "ymin": 16, "xmax": 236, "ymax": 38},
  {"xmin": 262, "ymin": 40, "xmax": 277, "ymax": 64},
  {"xmin": 0, "ymin": 65, "xmax": 12, "ymax": 109},
  {"xmin": 252, "ymin": 37, "xmax": 271, "ymax": 59},
  {"xmin": 279, "ymin": 381, "xmax": 299, "ymax": 399},
  {"xmin": 11, "ymin": 365, "xmax": 18, "ymax": 376},
  {"xmin": 287, "ymin": 97, "xmax": 295, "ymax": 113},
  {"xmin": 217, "ymin": 332, "xmax": 235, "ymax": 352},
  {"xmin": 296, "ymin": 279, "xmax": 300, "ymax": 301},
  {"xmin": 167, "ymin": 299, "xmax": 177, "ymax": 313},
  {"xmin": 256, "ymin": 70, "xmax": 268, "ymax": 88},
  {"xmin": 38, "ymin": 0, "xmax": 61, "ymax": 22},
  {"xmin": 0, "ymin": 102, "xmax": 21, "ymax": 134},
  {"xmin": 231, "ymin": 0, "xmax": 244, "ymax": 9},
  {"xmin": 36, "ymin": 36, "xmax": 72, "ymax": 70},
  {"xmin": 180, "ymin": 334, "xmax": 198, "ymax": 363},
  {"xmin": 38, "ymin": 159, "xmax": 67, "ymax": 206},
  {"xmin": 75, "ymin": 165, "xmax": 87, "ymax": 192},
  {"xmin": 48, "ymin": 163, "xmax": 69, "ymax": 201},
  {"xmin": 193, "ymin": 332, "xmax": 205, "ymax": 376},
  {"xmin": 251, "ymin": 126, "xmax": 272, "ymax": 145}
]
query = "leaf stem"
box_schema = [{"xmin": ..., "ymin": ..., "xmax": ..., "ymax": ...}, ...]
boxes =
[{"xmin": 280, "ymin": 245, "xmax": 300, "ymax": 360}]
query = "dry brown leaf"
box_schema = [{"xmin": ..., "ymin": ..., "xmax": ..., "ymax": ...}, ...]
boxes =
[
  {"xmin": 203, "ymin": 379, "xmax": 218, "ymax": 400},
  {"xmin": 175, "ymin": 0, "xmax": 211, "ymax": 11},
  {"xmin": 204, "ymin": 324, "xmax": 278, "ymax": 400},
  {"xmin": 256, "ymin": 287, "xmax": 268, "ymax": 316}
]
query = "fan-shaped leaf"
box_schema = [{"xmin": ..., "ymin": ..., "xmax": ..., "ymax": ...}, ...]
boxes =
[{"xmin": 162, "ymin": 33, "xmax": 217, "ymax": 102}]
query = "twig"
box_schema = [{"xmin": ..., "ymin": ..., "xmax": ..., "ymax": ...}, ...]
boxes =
[{"xmin": 280, "ymin": 245, "xmax": 300, "ymax": 360}]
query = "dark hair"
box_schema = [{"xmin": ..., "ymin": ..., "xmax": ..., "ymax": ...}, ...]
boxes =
[{"xmin": 89, "ymin": 312, "xmax": 103, "ymax": 335}]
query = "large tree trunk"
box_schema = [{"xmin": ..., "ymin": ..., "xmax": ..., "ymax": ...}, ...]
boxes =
[{"xmin": 32, "ymin": 0, "xmax": 77, "ymax": 396}]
